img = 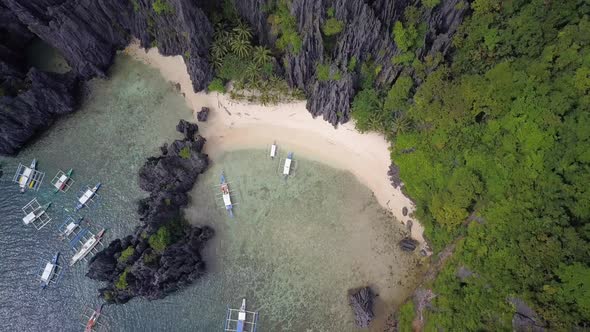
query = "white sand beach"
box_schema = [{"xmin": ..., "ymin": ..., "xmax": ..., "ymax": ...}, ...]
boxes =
[{"xmin": 124, "ymin": 41, "xmax": 427, "ymax": 248}]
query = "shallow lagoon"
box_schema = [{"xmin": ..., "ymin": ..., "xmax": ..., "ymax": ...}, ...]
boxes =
[{"xmin": 0, "ymin": 54, "xmax": 420, "ymax": 331}]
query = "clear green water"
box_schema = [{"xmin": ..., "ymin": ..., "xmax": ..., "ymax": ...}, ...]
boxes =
[{"xmin": 0, "ymin": 53, "xmax": 420, "ymax": 331}]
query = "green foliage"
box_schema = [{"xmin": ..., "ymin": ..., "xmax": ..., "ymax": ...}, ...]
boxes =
[
  {"xmin": 183, "ymin": 50, "xmax": 190, "ymax": 59},
  {"xmin": 208, "ymin": 78, "xmax": 225, "ymax": 93},
  {"xmin": 392, "ymin": 21, "xmax": 418, "ymax": 52},
  {"xmin": 327, "ymin": 6, "xmax": 335, "ymax": 18},
  {"xmin": 178, "ymin": 146, "xmax": 191, "ymax": 159},
  {"xmin": 422, "ymin": 0, "xmax": 440, "ymax": 9},
  {"xmin": 316, "ymin": 63, "xmax": 342, "ymax": 81},
  {"xmin": 148, "ymin": 226, "xmax": 171, "ymax": 252},
  {"xmin": 389, "ymin": 5, "xmax": 590, "ymax": 329},
  {"xmin": 347, "ymin": 57, "xmax": 357, "ymax": 72},
  {"xmin": 351, "ymin": 89, "xmax": 384, "ymax": 133},
  {"xmin": 115, "ymin": 269, "xmax": 130, "ymax": 290},
  {"xmin": 397, "ymin": 301, "xmax": 415, "ymax": 332},
  {"xmin": 142, "ymin": 251, "xmax": 159, "ymax": 265},
  {"xmin": 392, "ymin": 52, "xmax": 415, "ymax": 65},
  {"xmin": 322, "ymin": 18, "xmax": 344, "ymax": 36},
  {"xmin": 152, "ymin": 0, "xmax": 174, "ymax": 15},
  {"xmin": 118, "ymin": 246, "xmax": 135, "ymax": 263},
  {"xmin": 268, "ymin": 0, "xmax": 302, "ymax": 53},
  {"xmin": 130, "ymin": 0, "xmax": 139, "ymax": 12},
  {"xmin": 384, "ymin": 75, "xmax": 413, "ymax": 112}
]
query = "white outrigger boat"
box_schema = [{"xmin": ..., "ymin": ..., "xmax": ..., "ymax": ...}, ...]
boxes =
[
  {"xmin": 70, "ymin": 228, "xmax": 106, "ymax": 266},
  {"xmin": 269, "ymin": 141, "xmax": 277, "ymax": 159},
  {"xmin": 76, "ymin": 183, "xmax": 101, "ymax": 211},
  {"xmin": 224, "ymin": 299, "xmax": 259, "ymax": 332},
  {"xmin": 22, "ymin": 199, "xmax": 52, "ymax": 230},
  {"xmin": 13, "ymin": 159, "xmax": 45, "ymax": 192},
  {"xmin": 57, "ymin": 216, "xmax": 84, "ymax": 240},
  {"xmin": 51, "ymin": 168, "xmax": 74, "ymax": 193},
  {"xmin": 38, "ymin": 252, "xmax": 62, "ymax": 290},
  {"xmin": 283, "ymin": 152, "xmax": 293, "ymax": 177},
  {"xmin": 220, "ymin": 172, "xmax": 234, "ymax": 218}
]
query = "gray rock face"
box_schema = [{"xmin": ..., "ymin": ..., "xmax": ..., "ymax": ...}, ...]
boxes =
[
  {"xmin": 196, "ymin": 107, "xmax": 209, "ymax": 122},
  {"xmin": 349, "ymin": 286, "xmax": 375, "ymax": 328},
  {"xmin": 87, "ymin": 120, "xmax": 213, "ymax": 304},
  {"xmin": 0, "ymin": 68, "xmax": 78, "ymax": 155}
]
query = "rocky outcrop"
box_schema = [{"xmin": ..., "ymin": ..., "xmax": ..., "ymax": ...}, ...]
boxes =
[
  {"xmin": 509, "ymin": 298, "xmax": 547, "ymax": 332},
  {"xmin": 1, "ymin": 0, "xmax": 467, "ymax": 155},
  {"xmin": 87, "ymin": 120, "xmax": 213, "ymax": 304},
  {"xmin": 0, "ymin": 68, "xmax": 78, "ymax": 155},
  {"xmin": 349, "ymin": 286, "xmax": 375, "ymax": 328},
  {"xmin": 196, "ymin": 107, "xmax": 209, "ymax": 122}
]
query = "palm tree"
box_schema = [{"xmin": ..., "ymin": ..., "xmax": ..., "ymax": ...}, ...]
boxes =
[
  {"xmin": 253, "ymin": 46, "xmax": 272, "ymax": 65},
  {"xmin": 244, "ymin": 62, "xmax": 261, "ymax": 83},
  {"xmin": 210, "ymin": 42, "xmax": 228, "ymax": 68},
  {"xmin": 232, "ymin": 23, "xmax": 252, "ymax": 42},
  {"xmin": 230, "ymin": 38, "xmax": 252, "ymax": 58},
  {"xmin": 391, "ymin": 112, "xmax": 411, "ymax": 135}
]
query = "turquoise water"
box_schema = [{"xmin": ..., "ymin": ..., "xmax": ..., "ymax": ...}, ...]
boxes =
[{"xmin": 0, "ymin": 54, "xmax": 420, "ymax": 331}]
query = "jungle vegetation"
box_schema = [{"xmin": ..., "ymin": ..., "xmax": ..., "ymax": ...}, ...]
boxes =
[
  {"xmin": 207, "ymin": 1, "xmax": 304, "ymax": 104},
  {"xmin": 347, "ymin": 0, "xmax": 590, "ymax": 329}
]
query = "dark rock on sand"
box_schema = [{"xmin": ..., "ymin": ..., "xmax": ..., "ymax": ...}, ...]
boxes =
[
  {"xmin": 399, "ymin": 237, "xmax": 418, "ymax": 252},
  {"xmin": 87, "ymin": 120, "xmax": 213, "ymax": 304},
  {"xmin": 349, "ymin": 286, "xmax": 375, "ymax": 328},
  {"xmin": 402, "ymin": 206, "xmax": 408, "ymax": 217},
  {"xmin": 197, "ymin": 107, "xmax": 209, "ymax": 122}
]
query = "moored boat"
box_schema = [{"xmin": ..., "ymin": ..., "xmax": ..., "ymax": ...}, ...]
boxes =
[
  {"xmin": 84, "ymin": 305, "xmax": 102, "ymax": 332},
  {"xmin": 40, "ymin": 252, "xmax": 60, "ymax": 290},
  {"xmin": 283, "ymin": 152, "xmax": 293, "ymax": 177},
  {"xmin": 220, "ymin": 172, "xmax": 234, "ymax": 218},
  {"xmin": 58, "ymin": 216, "xmax": 83, "ymax": 240},
  {"xmin": 236, "ymin": 298, "xmax": 247, "ymax": 332},
  {"xmin": 53, "ymin": 168, "xmax": 73, "ymax": 193},
  {"xmin": 270, "ymin": 141, "xmax": 277, "ymax": 159},
  {"xmin": 76, "ymin": 183, "xmax": 101, "ymax": 211},
  {"xmin": 70, "ymin": 229, "xmax": 106, "ymax": 266},
  {"xmin": 18, "ymin": 159, "xmax": 36, "ymax": 193},
  {"xmin": 22, "ymin": 202, "xmax": 51, "ymax": 225}
]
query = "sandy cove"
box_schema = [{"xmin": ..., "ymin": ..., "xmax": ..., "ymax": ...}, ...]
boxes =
[{"xmin": 124, "ymin": 41, "xmax": 427, "ymax": 249}]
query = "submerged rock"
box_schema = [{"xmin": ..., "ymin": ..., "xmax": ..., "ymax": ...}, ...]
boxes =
[
  {"xmin": 348, "ymin": 286, "xmax": 375, "ymax": 328},
  {"xmin": 87, "ymin": 120, "xmax": 213, "ymax": 304}
]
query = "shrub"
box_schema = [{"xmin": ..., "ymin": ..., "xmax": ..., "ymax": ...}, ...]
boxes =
[
  {"xmin": 152, "ymin": 0, "xmax": 174, "ymax": 15},
  {"xmin": 148, "ymin": 226, "xmax": 171, "ymax": 252},
  {"xmin": 268, "ymin": 0, "xmax": 302, "ymax": 53},
  {"xmin": 422, "ymin": 0, "xmax": 440, "ymax": 9},
  {"xmin": 347, "ymin": 57, "xmax": 358, "ymax": 72},
  {"xmin": 316, "ymin": 63, "xmax": 331, "ymax": 81},
  {"xmin": 392, "ymin": 21, "xmax": 418, "ymax": 52},
  {"xmin": 207, "ymin": 78, "xmax": 226, "ymax": 93},
  {"xmin": 398, "ymin": 301, "xmax": 415, "ymax": 331},
  {"xmin": 118, "ymin": 246, "xmax": 135, "ymax": 263},
  {"xmin": 322, "ymin": 18, "xmax": 344, "ymax": 36},
  {"xmin": 178, "ymin": 146, "xmax": 191, "ymax": 159},
  {"xmin": 115, "ymin": 269, "xmax": 129, "ymax": 290},
  {"xmin": 327, "ymin": 6, "xmax": 335, "ymax": 17}
]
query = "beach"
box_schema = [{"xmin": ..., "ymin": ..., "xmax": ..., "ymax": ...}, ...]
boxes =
[{"xmin": 124, "ymin": 41, "xmax": 427, "ymax": 248}]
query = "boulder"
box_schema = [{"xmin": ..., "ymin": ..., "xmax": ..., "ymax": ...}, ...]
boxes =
[
  {"xmin": 349, "ymin": 286, "xmax": 375, "ymax": 328},
  {"xmin": 197, "ymin": 107, "xmax": 209, "ymax": 122},
  {"xmin": 399, "ymin": 237, "xmax": 418, "ymax": 252}
]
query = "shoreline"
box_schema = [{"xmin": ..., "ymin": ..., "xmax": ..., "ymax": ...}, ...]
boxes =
[{"xmin": 124, "ymin": 41, "xmax": 428, "ymax": 249}]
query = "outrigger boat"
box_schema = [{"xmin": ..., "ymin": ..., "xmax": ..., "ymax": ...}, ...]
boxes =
[
  {"xmin": 220, "ymin": 172, "xmax": 234, "ymax": 218},
  {"xmin": 39, "ymin": 252, "xmax": 62, "ymax": 290},
  {"xmin": 13, "ymin": 159, "xmax": 45, "ymax": 192},
  {"xmin": 22, "ymin": 199, "xmax": 52, "ymax": 230},
  {"xmin": 70, "ymin": 229, "xmax": 106, "ymax": 266},
  {"xmin": 270, "ymin": 141, "xmax": 277, "ymax": 159},
  {"xmin": 85, "ymin": 305, "xmax": 103, "ymax": 332},
  {"xmin": 51, "ymin": 168, "xmax": 73, "ymax": 193},
  {"xmin": 58, "ymin": 216, "xmax": 83, "ymax": 240},
  {"xmin": 81, "ymin": 305, "xmax": 107, "ymax": 332},
  {"xmin": 224, "ymin": 298, "xmax": 259, "ymax": 332},
  {"xmin": 76, "ymin": 183, "xmax": 101, "ymax": 211},
  {"xmin": 283, "ymin": 152, "xmax": 293, "ymax": 177}
]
